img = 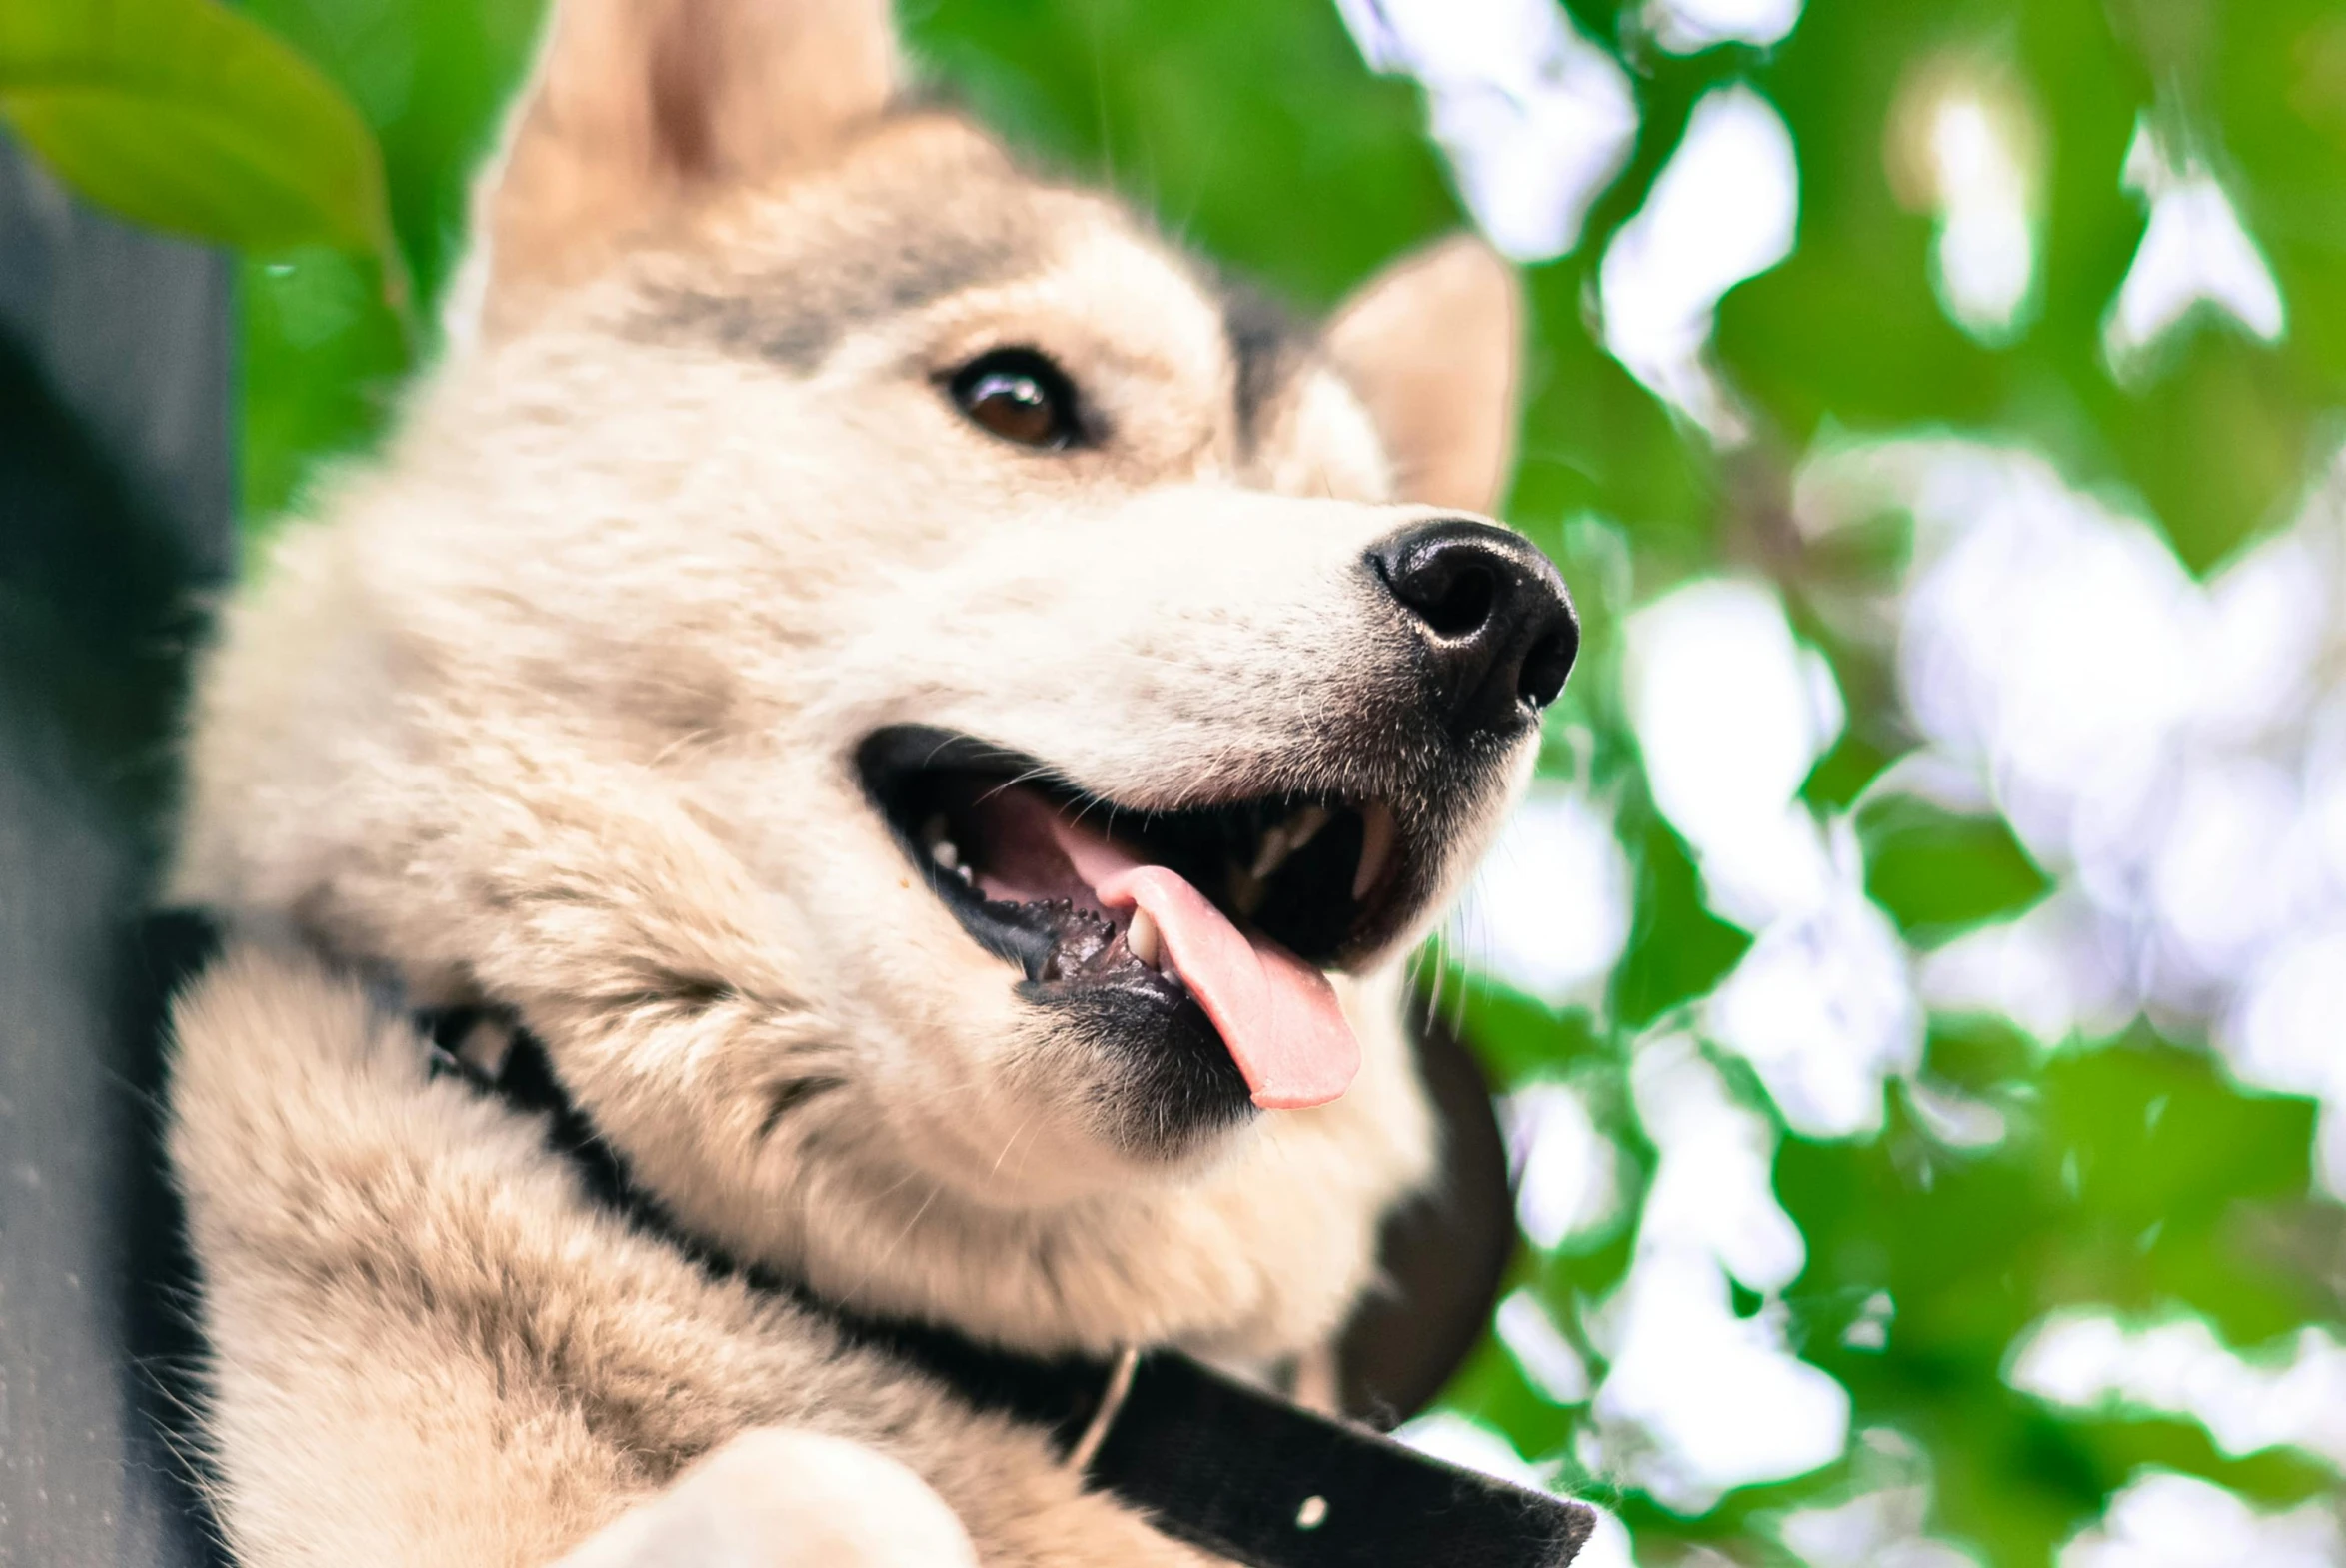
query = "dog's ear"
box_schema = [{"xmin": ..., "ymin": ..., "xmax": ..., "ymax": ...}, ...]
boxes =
[
  {"xmin": 1325, "ymin": 235, "xmax": 1523, "ymax": 516},
  {"xmin": 473, "ymin": 0, "xmax": 900, "ymax": 330}
]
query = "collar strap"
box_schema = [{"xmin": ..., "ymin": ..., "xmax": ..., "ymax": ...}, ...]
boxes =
[{"xmin": 153, "ymin": 914, "xmax": 1591, "ymax": 1566}]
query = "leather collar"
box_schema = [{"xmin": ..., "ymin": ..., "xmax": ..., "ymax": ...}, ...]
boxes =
[{"xmin": 157, "ymin": 913, "xmax": 1592, "ymax": 1567}]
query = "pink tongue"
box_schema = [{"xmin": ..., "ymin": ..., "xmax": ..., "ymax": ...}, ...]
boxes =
[{"xmin": 1050, "ymin": 821, "xmax": 1359, "ymax": 1111}]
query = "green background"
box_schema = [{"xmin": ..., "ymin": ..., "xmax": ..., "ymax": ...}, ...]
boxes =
[{"xmin": 8, "ymin": 0, "xmax": 2345, "ymax": 1561}]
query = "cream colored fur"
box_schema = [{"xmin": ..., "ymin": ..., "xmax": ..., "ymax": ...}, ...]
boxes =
[{"xmin": 166, "ymin": 0, "xmax": 1539, "ymax": 1562}]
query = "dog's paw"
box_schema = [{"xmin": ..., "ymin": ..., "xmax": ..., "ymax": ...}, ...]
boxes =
[{"xmin": 555, "ymin": 1428, "xmax": 979, "ymax": 1568}]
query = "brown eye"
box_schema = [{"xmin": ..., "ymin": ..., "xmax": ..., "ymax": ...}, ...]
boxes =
[{"xmin": 947, "ymin": 349, "xmax": 1081, "ymax": 450}]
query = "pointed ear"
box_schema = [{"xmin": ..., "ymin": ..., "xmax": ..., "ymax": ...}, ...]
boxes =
[
  {"xmin": 476, "ymin": 0, "xmax": 900, "ymax": 326},
  {"xmin": 1323, "ymin": 234, "xmax": 1523, "ymax": 515}
]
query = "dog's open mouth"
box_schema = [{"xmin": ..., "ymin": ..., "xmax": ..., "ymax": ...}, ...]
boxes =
[{"xmin": 858, "ymin": 727, "xmax": 1412, "ymax": 1110}]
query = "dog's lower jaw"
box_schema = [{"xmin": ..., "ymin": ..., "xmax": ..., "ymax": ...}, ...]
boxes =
[{"xmin": 614, "ymin": 963, "xmax": 1437, "ymax": 1364}]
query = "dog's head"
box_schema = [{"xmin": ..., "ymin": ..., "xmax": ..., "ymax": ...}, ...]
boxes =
[{"xmin": 179, "ymin": 0, "xmax": 1574, "ymax": 1357}]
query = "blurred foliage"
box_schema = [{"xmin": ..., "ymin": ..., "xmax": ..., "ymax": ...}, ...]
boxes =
[
  {"xmin": 12, "ymin": 0, "xmax": 2346, "ymax": 1562},
  {"xmin": 234, "ymin": 0, "xmax": 544, "ymax": 520},
  {"xmin": 1853, "ymin": 792, "xmax": 2049, "ymax": 945},
  {"xmin": 1774, "ymin": 1033, "xmax": 2332, "ymax": 1561},
  {"xmin": 0, "ymin": 0, "xmax": 397, "ymax": 266},
  {"xmin": 1718, "ymin": 0, "xmax": 2346, "ymax": 576}
]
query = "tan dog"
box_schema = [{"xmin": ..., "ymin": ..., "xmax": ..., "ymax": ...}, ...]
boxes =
[{"xmin": 164, "ymin": 0, "xmax": 1576, "ymax": 1561}]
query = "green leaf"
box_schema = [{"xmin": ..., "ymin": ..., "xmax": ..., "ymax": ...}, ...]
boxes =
[
  {"xmin": 0, "ymin": 0, "xmax": 395, "ymax": 264},
  {"xmin": 1801, "ymin": 731, "xmax": 1900, "ymax": 813},
  {"xmin": 1611, "ymin": 798, "xmax": 1754, "ymax": 1025},
  {"xmin": 1438, "ymin": 971, "xmax": 1611, "ymax": 1091},
  {"xmin": 1514, "ymin": 254, "xmax": 1723, "ymax": 557},
  {"xmin": 239, "ymin": 247, "xmax": 411, "ymax": 537},
  {"xmin": 241, "ymin": 0, "xmax": 546, "ymax": 331},
  {"xmin": 1856, "ymin": 791, "xmax": 2051, "ymax": 943},
  {"xmin": 233, "ymin": 0, "xmax": 547, "ymax": 534}
]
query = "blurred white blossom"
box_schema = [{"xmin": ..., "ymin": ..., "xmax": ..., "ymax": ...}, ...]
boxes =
[
  {"xmin": 1643, "ymin": 0, "xmax": 1803, "ymax": 54},
  {"xmin": 1584, "ymin": 1037, "xmax": 1850, "ymax": 1511},
  {"xmin": 1496, "ymin": 1287, "xmax": 1592, "ymax": 1404},
  {"xmin": 1628, "ymin": 1036, "xmax": 1804, "ymax": 1290},
  {"xmin": 2104, "ymin": 118, "xmax": 2285, "ymax": 378},
  {"xmin": 1925, "ymin": 95, "xmax": 2036, "ymax": 339},
  {"xmin": 1599, "ymin": 86, "xmax": 1798, "ymax": 439},
  {"xmin": 1883, "ymin": 61, "xmax": 2044, "ymax": 344},
  {"xmin": 1625, "ymin": 577, "xmax": 1843, "ymax": 925},
  {"xmin": 1503, "ymin": 1080, "xmax": 1623, "ymax": 1251},
  {"xmin": 1802, "ymin": 435, "xmax": 2346, "ymax": 1132},
  {"xmin": 1776, "ymin": 1485, "xmax": 1983, "ymax": 1568},
  {"xmin": 1390, "ymin": 1410, "xmax": 1551, "ymax": 1491},
  {"xmin": 1589, "ymin": 1246, "xmax": 1850, "ymax": 1513},
  {"xmin": 1454, "ymin": 788, "xmax": 1634, "ymax": 1007},
  {"xmin": 2058, "ymin": 1472, "xmax": 2343, "ymax": 1568},
  {"xmin": 2013, "ymin": 1309, "xmax": 2346, "ymax": 1471},
  {"xmin": 1705, "ymin": 856, "xmax": 1922, "ymax": 1138},
  {"xmin": 1917, "ymin": 889, "xmax": 2133, "ymax": 1046},
  {"xmin": 1887, "ymin": 448, "xmax": 2201, "ymax": 865},
  {"xmin": 1334, "ymin": 0, "xmax": 1637, "ymax": 260},
  {"xmin": 1626, "ymin": 580, "xmax": 1920, "ymax": 1134}
]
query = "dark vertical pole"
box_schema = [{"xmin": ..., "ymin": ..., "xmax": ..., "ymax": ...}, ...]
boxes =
[{"xmin": 0, "ymin": 132, "xmax": 233, "ymax": 1567}]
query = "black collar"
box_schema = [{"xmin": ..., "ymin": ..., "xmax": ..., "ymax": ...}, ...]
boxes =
[{"xmin": 159, "ymin": 914, "xmax": 1591, "ymax": 1567}]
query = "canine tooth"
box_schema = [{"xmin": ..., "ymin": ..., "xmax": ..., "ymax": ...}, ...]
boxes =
[
  {"xmin": 1228, "ymin": 865, "xmax": 1267, "ymax": 918},
  {"xmin": 1248, "ymin": 825, "xmax": 1292, "ymax": 881},
  {"xmin": 1248, "ymin": 805, "xmax": 1334, "ymax": 881},
  {"xmin": 1128, "ymin": 907, "xmax": 1163, "ymax": 968},
  {"xmin": 1282, "ymin": 805, "xmax": 1331, "ymax": 854},
  {"xmin": 1288, "ymin": 804, "xmax": 1332, "ymax": 843},
  {"xmin": 930, "ymin": 837, "xmax": 961, "ymax": 871},
  {"xmin": 1352, "ymin": 804, "xmax": 1396, "ymax": 901}
]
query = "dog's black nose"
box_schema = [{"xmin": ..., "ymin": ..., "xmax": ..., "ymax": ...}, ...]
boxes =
[{"xmin": 1369, "ymin": 519, "xmax": 1578, "ymax": 740}]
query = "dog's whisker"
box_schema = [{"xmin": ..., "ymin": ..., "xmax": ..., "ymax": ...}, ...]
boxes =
[
  {"xmin": 843, "ymin": 1179, "xmax": 948, "ymax": 1304},
  {"xmin": 986, "ymin": 1107, "xmax": 1045, "ymax": 1184}
]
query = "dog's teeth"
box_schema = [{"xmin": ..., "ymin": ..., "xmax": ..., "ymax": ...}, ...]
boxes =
[
  {"xmin": 930, "ymin": 837, "xmax": 961, "ymax": 871},
  {"xmin": 954, "ymin": 862, "xmax": 974, "ymax": 885},
  {"xmin": 1283, "ymin": 805, "xmax": 1331, "ymax": 853},
  {"xmin": 1248, "ymin": 805, "xmax": 1333, "ymax": 881},
  {"xmin": 1352, "ymin": 803, "xmax": 1396, "ymax": 901},
  {"xmin": 1248, "ymin": 826, "xmax": 1292, "ymax": 881},
  {"xmin": 1127, "ymin": 907, "xmax": 1163, "ymax": 969},
  {"xmin": 1227, "ymin": 865, "xmax": 1267, "ymax": 917}
]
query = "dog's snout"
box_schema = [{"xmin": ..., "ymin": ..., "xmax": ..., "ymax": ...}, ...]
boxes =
[{"xmin": 1368, "ymin": 519, "xmax": 1578, "ymax": 740}]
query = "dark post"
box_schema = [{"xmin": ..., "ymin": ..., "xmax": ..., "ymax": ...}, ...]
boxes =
[{"xmin": 0, "ymin": 131, "xmax": 233, "ymax": 1566}]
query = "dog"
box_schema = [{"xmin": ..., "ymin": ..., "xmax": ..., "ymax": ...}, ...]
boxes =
[{"xmin": 161, "ymin": 0, "xmax": 1578, "ymax": 1561}]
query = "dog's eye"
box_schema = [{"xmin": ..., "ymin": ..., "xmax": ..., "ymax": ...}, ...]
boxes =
[{"xmin": 947, "ymin": 350, "xmax": 1081, "ymax": 451}]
